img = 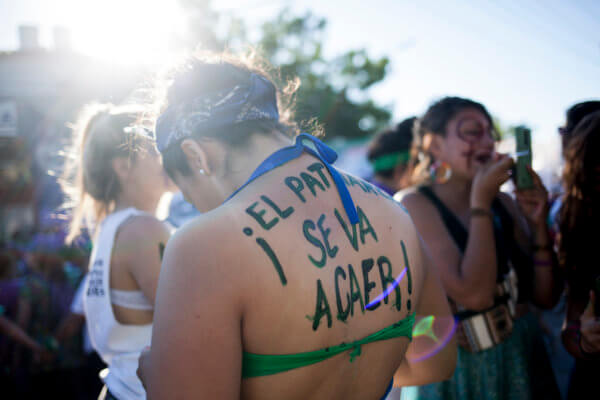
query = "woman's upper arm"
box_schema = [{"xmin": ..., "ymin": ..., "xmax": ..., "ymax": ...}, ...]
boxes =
[
  {"xmin": 395, "ymin": 234, "xmax": 457, "ymax": 386},
  {"xmin": 114, "ymin": 216, "xmax": 171, "ymax": 304},
  {"xmin": 400, "ymin": 193, "xmax": 463, "ymax": 298},
  {"xmin": 145, "ymin": 221, "xmax": 244, "ymax": 399}
]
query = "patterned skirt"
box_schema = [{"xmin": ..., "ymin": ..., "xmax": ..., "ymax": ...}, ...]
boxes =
[{"xmin": 403, "ymin": 312, "xmax": 560, "ymax": 400}]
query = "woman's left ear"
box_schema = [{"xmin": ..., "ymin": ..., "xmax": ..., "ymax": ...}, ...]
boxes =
[{"xmin": 180, "ymin": 139, "xmax": 212, "ymax": 176}]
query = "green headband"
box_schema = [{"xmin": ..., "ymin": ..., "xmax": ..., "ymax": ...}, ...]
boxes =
[{"xmin": 370, "ymin": 151, "xmax": 411, "ymax": 172}]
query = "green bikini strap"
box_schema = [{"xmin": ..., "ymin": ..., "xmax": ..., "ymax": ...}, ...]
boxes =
[{"xmin": 242, "ymin": 313, "xmax": 415, "ymax": 378}]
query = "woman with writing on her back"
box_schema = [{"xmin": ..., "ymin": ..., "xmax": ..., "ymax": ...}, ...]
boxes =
[
  {"xmin": 136, "ymin": 53, "xmax": 456, "ymax": 399},
  {"xmin": 63, "ymin": 104, "xmax": 174, "ymax": 399},
  {"xmin": 396, "ymin": 97, "xmax": 562, "ymax": 400}
]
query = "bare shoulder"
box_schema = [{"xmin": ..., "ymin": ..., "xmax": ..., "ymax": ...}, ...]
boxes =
[
  {"xmin": 395, "ymin": 187, "xmax": 438, "ymax": 222},
  {"xmin": 113, "ymin": 215, "xmax": 171, "ymax": 256},
  {"xmin": 163, "ymin": 209, "xmax": 247, "ymax": 275},
  {"xmin": 167, "ymin": 212, "xmax": 226, "ymax": 255},
  {"xmin": 158, "ymin": 210, "xmax": 248, "ymax": 311}
]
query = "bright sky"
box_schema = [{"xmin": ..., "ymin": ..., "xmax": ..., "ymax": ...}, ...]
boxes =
[{"xmin": 1, "ymin": 0, "xmax": 599, "ymax": 172}]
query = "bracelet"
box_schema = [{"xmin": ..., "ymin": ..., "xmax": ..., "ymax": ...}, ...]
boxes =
[
  {"xmin": 470, "ymin": 207, "xmax": 493, "ymax": 219},
  {"xmin": 533, "ymin": 258, "xmax": 552, "ymax": 267}
]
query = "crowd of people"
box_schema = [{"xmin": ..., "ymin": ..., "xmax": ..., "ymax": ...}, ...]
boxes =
[
  {"xmin": 0, "ymin": 214, "xmax": 105, "ymax": 398},
  {"xmin": 1, "ymin": 51, "xmax": 599, "ymax": 400}
]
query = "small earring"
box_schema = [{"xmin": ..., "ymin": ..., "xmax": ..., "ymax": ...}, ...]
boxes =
[{"xmin": 198, "ymin": 168, "xmax": 206, "ymax": 176}]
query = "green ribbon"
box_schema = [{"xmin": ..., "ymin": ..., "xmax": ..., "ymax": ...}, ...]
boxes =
[{"xmin": 370, "ymin": 151, "xmax": 411, "ymax": 172}]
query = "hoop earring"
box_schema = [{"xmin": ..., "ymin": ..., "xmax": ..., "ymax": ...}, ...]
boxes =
[{"xmin": 429, "ymin": 161, "xmax": 452, "ymax": 184}]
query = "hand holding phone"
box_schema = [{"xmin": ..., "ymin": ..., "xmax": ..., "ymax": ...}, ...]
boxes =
[{"xmin": 514, "ymin": 126, "xmax": 533, "ymax": 189}]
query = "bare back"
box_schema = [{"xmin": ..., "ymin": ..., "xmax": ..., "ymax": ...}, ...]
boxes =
[{"xmin": 147, "ymin": 154, "xmax": 453, "ymax": 399}]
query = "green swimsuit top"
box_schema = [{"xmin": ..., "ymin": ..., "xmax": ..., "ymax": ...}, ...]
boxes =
[{"xmin": 242, "ymin": 312, "xmax": 415, "ymax": 378}]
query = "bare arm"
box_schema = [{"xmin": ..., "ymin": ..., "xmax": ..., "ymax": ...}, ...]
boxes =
[
  {"xmin": 54, "ymin": 313, "xmax": 85, "ymax": 343},
  {"xmin": 113, "ymin": 216, "xmax": 171, "ymax": 304},
  {"xmin": 562, "ymin": 293, "xmax": 587, "ymax": 359},
  {"xmin": 529, "ymin": 232, "xmax": 560, "ymax": 309},
  {"xmin": 562, "ymin": 289, "xmax": 600, "ymax": 359},
  {"xmin": 513, "ymin": 168, "xmax": 562, "ymax": 308},
  {"xmin": 401, "ymin": 192, "xmax": 496, "ymax": 310},
  {"xmin": 141, "ymin": 220, "xmax": 243, "ymax": 399},
  {"xmin": 0, "ymin": 314, "xmax": 45, "ymax": 353},
  {"xmin": 55, "ymin": 274, "xmax": 87, "ymax": 343},
  {"xmin": 394, "ymin": 237, "xmax": 457, "ymax": 386}
]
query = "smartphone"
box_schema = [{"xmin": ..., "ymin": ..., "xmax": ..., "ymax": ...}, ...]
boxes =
[{"xmin": 514, "ymin": 126, "xmax": 533, "ymax": 189}]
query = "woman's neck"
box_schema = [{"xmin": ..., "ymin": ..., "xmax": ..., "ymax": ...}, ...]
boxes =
[{"xmin": 221, "ymin": 131, "xmax": 293, "ymax": 196}]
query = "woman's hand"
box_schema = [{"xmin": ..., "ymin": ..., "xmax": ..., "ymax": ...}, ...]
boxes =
[
  {"xmin": 471, "ymin": 153, "xmax": 514, "ymax": 208},
  {"xmin": 515, "ymin": 166, "xmax": 549, "ymax": 230},
  {"xmin": 580, "ymin": 291, "xmax": 600, "ymax": 354}
]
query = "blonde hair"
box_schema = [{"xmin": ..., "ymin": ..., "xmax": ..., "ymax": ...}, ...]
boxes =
[{"xmin": 62, "ymin": 103, "xmax": 150, "ymax": 244}]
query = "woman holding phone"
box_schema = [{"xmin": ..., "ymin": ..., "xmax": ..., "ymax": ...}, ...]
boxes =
[{"xmin": 396, "ymin": 97, "xmax": 561, "ymax": 400}]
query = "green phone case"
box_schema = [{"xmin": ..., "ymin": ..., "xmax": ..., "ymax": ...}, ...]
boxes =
[{"xmin": 515, "ymin": 126, "xmax": 533, "ymax": 189}]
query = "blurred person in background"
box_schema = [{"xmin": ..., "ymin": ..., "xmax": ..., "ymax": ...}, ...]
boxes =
[
  {"xmin": 366, "ymin": 117, "xmax": 417, "ymax": 196},
  {"xmin": 63, "ymin": 104, "xmax": 174, "ymax": 400},
  {"xmin": 558, "ymin": 111, "xmax": 600, "ymax": 400},
  {"xmin": 550, "ymin": 100, "xmax": 600, "ymax": 227},
  {"xmin": 54, "ymin": 273, "xmax": 107, "ymax": 399},
  {"xmin": 165, "ymin": 191, "xmax": 201, "ymax": 229},
  {"xmin": 137, "ymin": 53, "xmax": 457, "ymax": 399},
  {"xmin": 15, "ymin": 230, "xmax": 85, "ymax": 399},
  {"xmin": 536, "ymin": 100, "xmax": 600, "ymax": 399},
  {"xmin": 0, "ymin": 250, "xmax": 51, "ymax": 398},
  {"xmin": 396, "ymin": 96, "xmax": 562, "ymax": 400},
  {"xmin": 557, "ymin": 101, "xmax": 600, "ymax": 156}
]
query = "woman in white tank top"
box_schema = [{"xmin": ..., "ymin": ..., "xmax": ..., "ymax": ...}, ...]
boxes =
[{"xmin": 63, "ymin": 104, "xmax": 175, "ymax": 400}]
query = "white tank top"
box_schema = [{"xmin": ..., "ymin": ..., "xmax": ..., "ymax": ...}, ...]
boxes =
[{"xmin": 84, "ymin": 208, "xmax": 155, "ymax": 400}]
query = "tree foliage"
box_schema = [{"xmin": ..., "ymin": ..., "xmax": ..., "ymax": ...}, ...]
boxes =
[{"xmin": 178, "ymin": 1, "xmax": 392, "ymax": 139}]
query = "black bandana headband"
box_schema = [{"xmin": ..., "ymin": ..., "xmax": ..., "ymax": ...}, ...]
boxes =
[{"xmin": 156, "ymin": 70, "xmax": 279, "ymax": 153}]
